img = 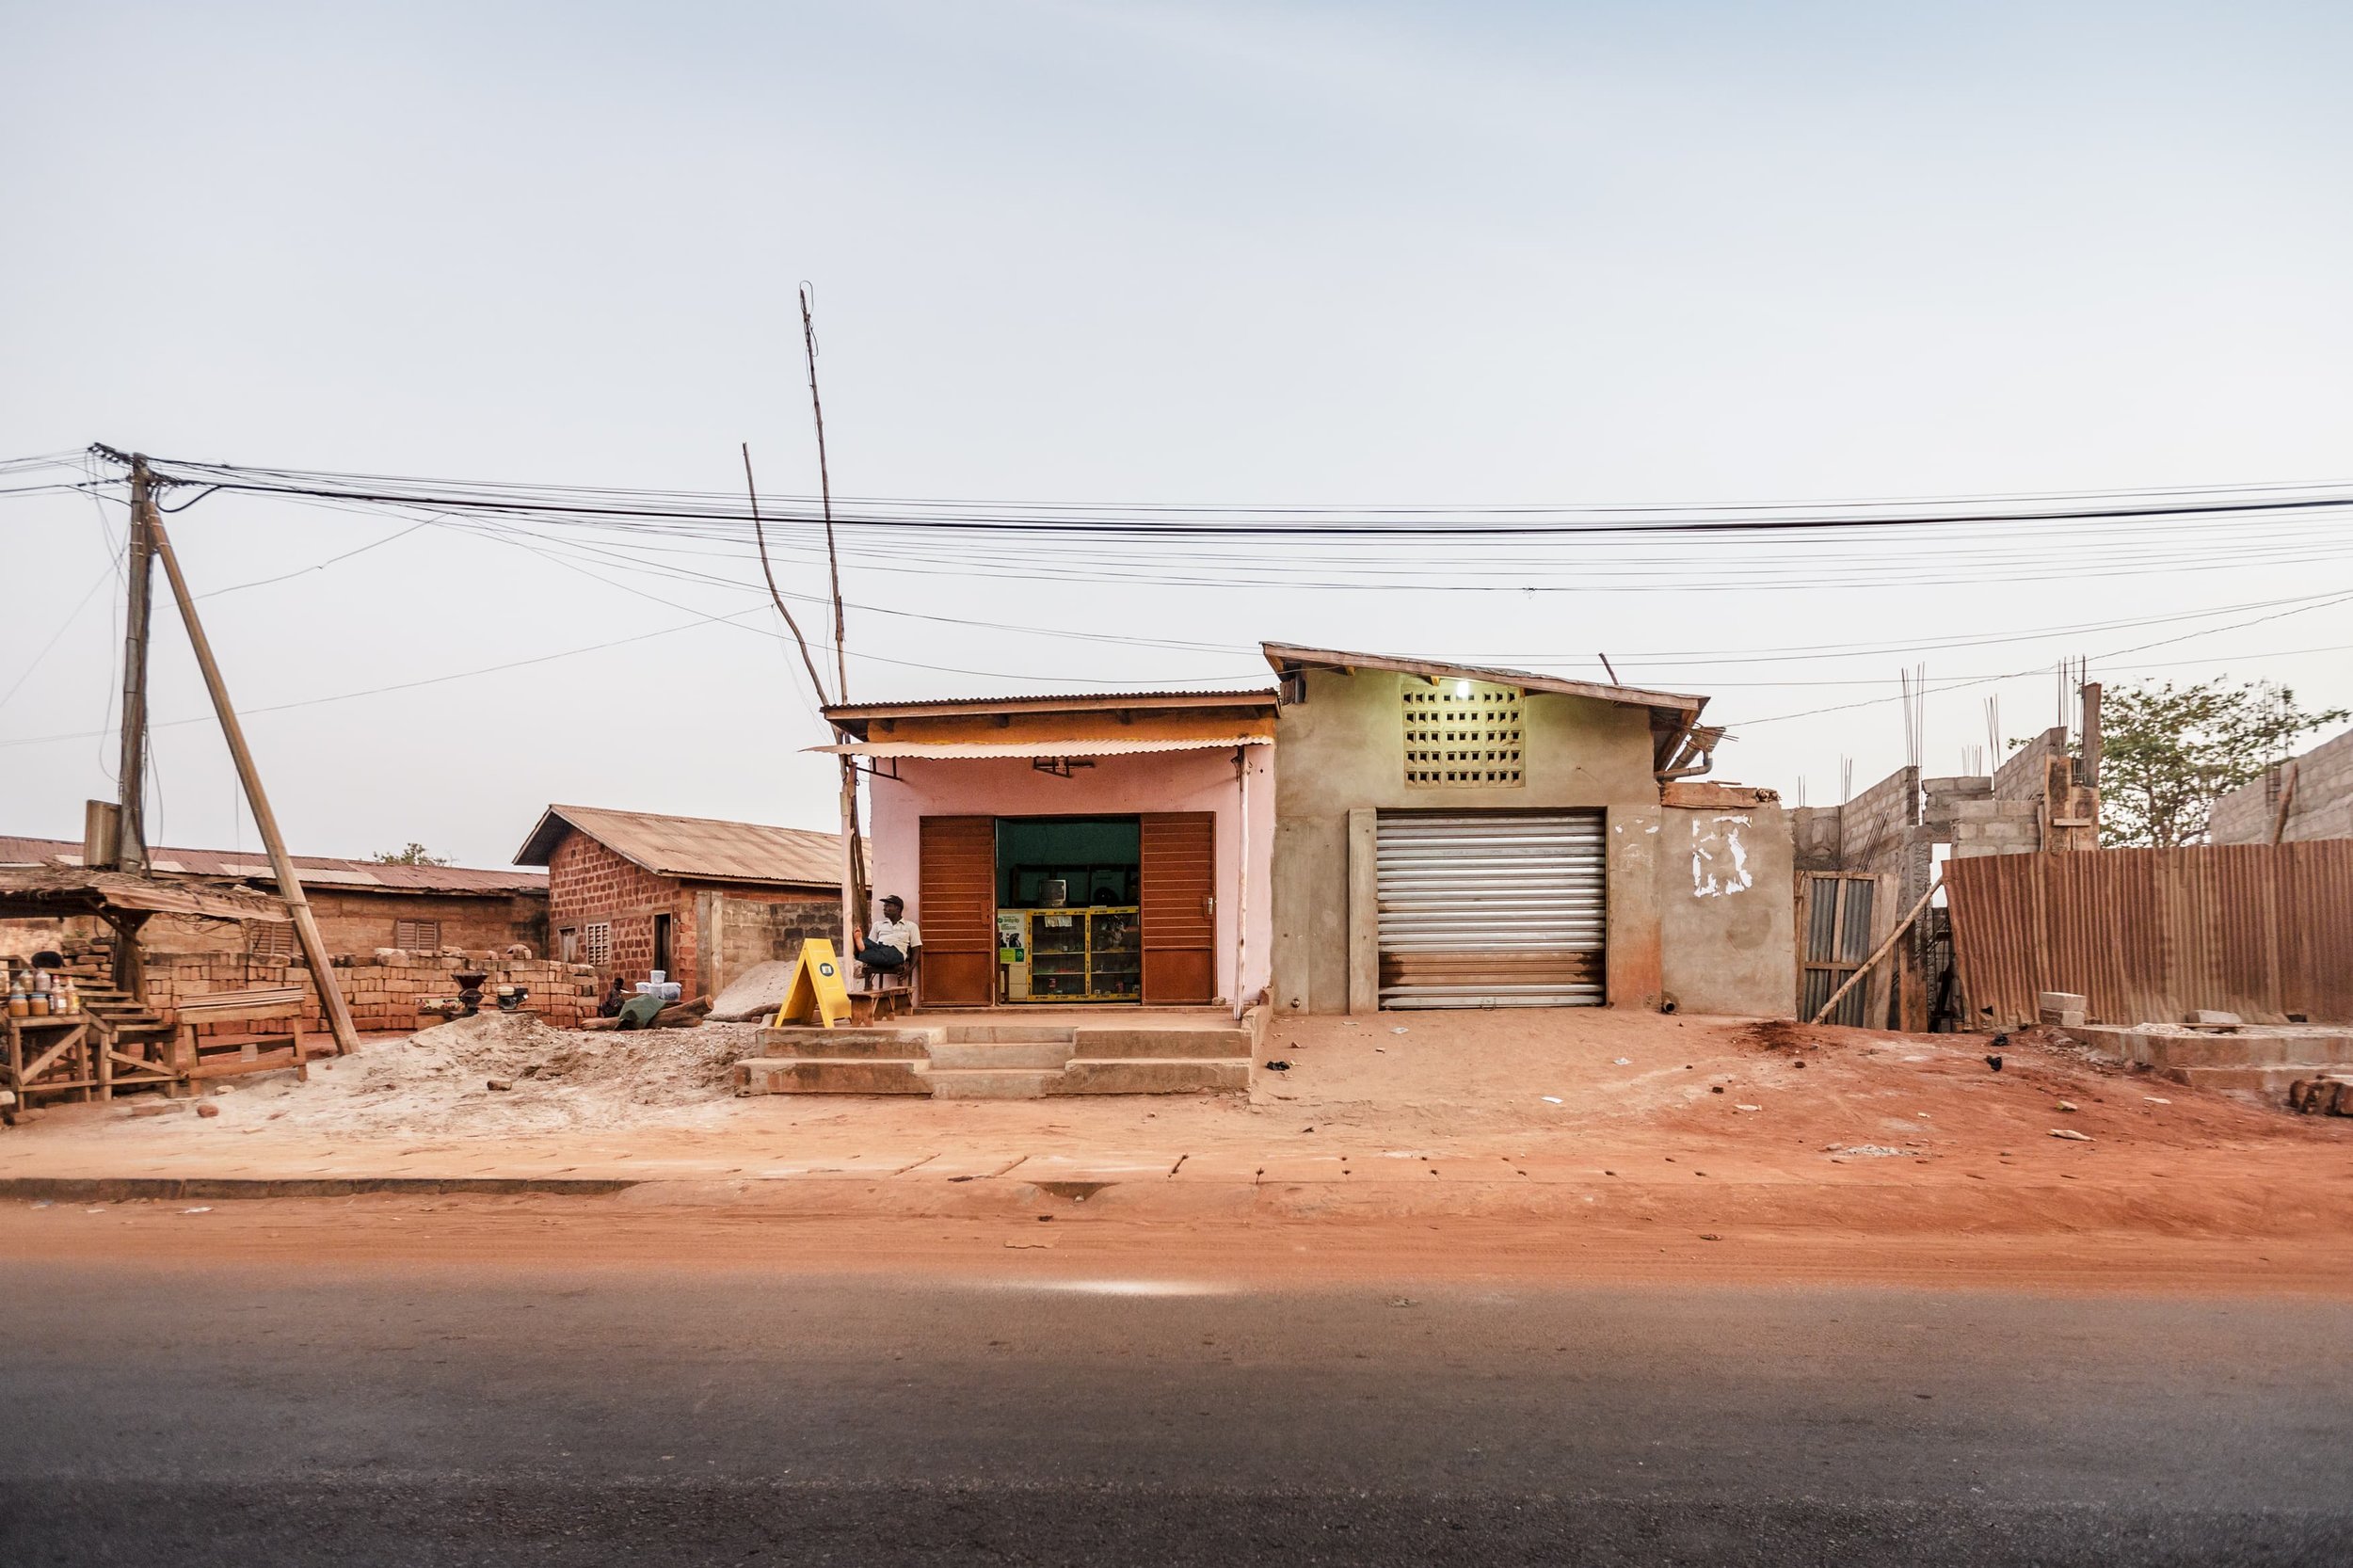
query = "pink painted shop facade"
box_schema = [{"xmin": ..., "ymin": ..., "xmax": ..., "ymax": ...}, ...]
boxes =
[{"xmin": 821, "ymin": 691, "xmax": 1277, "ymax": 1013}]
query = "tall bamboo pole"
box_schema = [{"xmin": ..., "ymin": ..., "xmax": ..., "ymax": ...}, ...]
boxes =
[{"xmin": 147, "ymin": 514, "xmax": 361, "ymax": 1055}]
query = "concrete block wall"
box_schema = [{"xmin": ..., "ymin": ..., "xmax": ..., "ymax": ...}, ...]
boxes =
[
  {"xmin": 696, "ymin": 888, "xmax": 842, "ymax": 998},
  {"xmin": 1791, "ymin": 806, "xmax": 1844, "ymax": 872},
  {"xmin": 1995, "ymin": 727, "xmax": 2068, "ymax": 804},
  {"xmin": 1838, "ymin": 766, "xmax": 1920, "ymax": 876},
  {"xmin": 2210, "ymin": 724, "xmax": 2353, "ymax": 844}
]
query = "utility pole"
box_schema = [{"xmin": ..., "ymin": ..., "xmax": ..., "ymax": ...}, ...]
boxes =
[
  {"xmin": 798, "ymin": 284, "xmax": 849, "ymax": 702},
  {"xmin": 114, "ymin": 456, "xmax": 158, "ymax": 872},
  {"xmin": 796, "ymin": 285, "xmax": 871, "ymax": 953},
  {"xmin": 147, "ymin": 510, "xmax": 362, "ymax": 1057}
]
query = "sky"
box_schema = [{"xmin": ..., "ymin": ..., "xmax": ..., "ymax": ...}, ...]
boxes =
[{"xmin": 4, "ymin": 0, "xmax": 2350, "ymax": 869}]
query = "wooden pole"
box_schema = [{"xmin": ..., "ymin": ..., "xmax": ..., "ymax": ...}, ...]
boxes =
[
  {"xmin": 115, "ymin": 457, "xmax": 157, "ymax": 873},
  {"xmin": 146, "ymin": 515, "xmax": 361, "ymax": 1055},
  {"xmin": 2272, "ymin": 761, "xmax": 2300, "ymax": 845},
  {"xmin": 797, "ymin": 284, "xmax": 848, "ymax": 702},
  {"xmin": 1809, "ymin": 878, "xmax": 1941, "ymax": 1027},
  {"xmin": 2079, "ymin": 680, "xmax": 2102, "ymax": 787},
  {"xmin": 794, "ymin": 285, "xmax": 870, "ymax": 954}
]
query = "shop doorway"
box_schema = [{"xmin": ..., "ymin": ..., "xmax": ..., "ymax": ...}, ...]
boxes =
[
  {"xmin": 996, "ymin": 817, "xmax": 1143, "ymax": 1003},
  {"xmin": 915, "ymin": 812, "xmax": 1217, "ymax": 1007}
]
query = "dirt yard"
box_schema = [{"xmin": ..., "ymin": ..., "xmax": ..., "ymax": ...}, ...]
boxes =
[{"xmin": 3, "ymin": 1008, "xmax": 2347, "ymax": 1293}]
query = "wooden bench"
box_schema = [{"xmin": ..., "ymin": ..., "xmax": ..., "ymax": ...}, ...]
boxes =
[
  {"xmin": 168, "ymin": 987, "xmax": 316, "ymax": 1083},
  {"xmin": 847, "ymin": 968, "xmax": 914, "ymax": 1026}
]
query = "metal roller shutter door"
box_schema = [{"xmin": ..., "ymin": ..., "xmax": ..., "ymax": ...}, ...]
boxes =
[{"xmin": 1375, "ymin": 811, "xmax": 1607, "ymax": 1008}]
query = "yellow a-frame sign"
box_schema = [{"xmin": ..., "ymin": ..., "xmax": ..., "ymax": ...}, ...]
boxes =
[{"xmin": 774, "ymin": 937, "xmax": 854, "ymax": 1029}]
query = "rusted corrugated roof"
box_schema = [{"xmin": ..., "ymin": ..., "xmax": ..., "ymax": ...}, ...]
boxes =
[
  {"xmin": 824, "ymin": 688, "xmax": 1278, "ymax": 722},
  {"xmin": 812, "ymin": 736, "xmax": 1273, "ymax": 760},
  {"xmin": 0, "ymin": 836, "xmax": 546, "ymax": 896},
  {"xmin": 513, "ymin": 806, "xmax": 846, "ymax": 888},
  {"xmin": 0, "ymin": 867, "xmax": 295, "ymax": 923}
]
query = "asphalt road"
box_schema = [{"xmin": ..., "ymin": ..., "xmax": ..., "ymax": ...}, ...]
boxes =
[{"xmin": 4, "ymin": 1256, "xmax": 2350, "ymax": 1565}]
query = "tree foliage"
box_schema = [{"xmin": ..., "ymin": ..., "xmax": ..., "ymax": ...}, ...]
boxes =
[
  {"xmin": 372, "ymin": 842, "xmax": 453, "ymax": 866},
  {"xmin": 2098, "ymin": 680, "xmax": 2346, "ymax": 848}
]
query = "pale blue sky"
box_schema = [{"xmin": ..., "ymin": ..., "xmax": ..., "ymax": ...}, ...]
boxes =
[{"xmin": 4, "ymin": 1, "xmax": 2350, "ymax": 864}]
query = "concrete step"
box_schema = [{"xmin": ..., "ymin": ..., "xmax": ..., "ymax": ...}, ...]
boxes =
[
  {"xmin": 1053, "ymin": 1058, "xmax": 1251, "ymax": 1096},
  {"xmin": 2141, "ymin": 1032, "xmax": 2353, "ymax": 1068},
  {"xmin": 2158, "ymin": 1063, "xmax": 2353, "ymax": 1096},
  {"xmin": 925, "ymin": 1067, "xmax": 1062, "ymax": 1100},
  {"xmin": 927, "ymin": 1038, "xmax": 1075, "ymax": 1070},
  {"xmin": 733, "ymin": 1057, "xmax": 929, "ymax": 1096},
  {"xmin": 759, "ymin": 1027, "xmax": 939, "ymax": 1061},
  {"xmin": 1069, "ymin": 1027, "xmax": 1250, "ymax": 1061},
  {"xmin": 939, "ymin": 1024, "xmax": 1077, "ymax": 1045}
]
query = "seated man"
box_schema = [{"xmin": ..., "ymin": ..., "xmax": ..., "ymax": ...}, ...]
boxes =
[
  {"xmin": 855, "ymin": 895, "xmax": 920, "ymax": 984},
  {"xmin": 596, "ymin": 975, "xmax": 629, "ymax": 1018}
]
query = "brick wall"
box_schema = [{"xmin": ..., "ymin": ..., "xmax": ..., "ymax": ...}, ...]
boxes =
[
  {"xmin": 544, "ymin": 828, "xmax": 845, "ymax": 997},
  {"xmin": 306, "ymin": 889, "xmax": 545, "ymax": 956},
  {"xmin": 56, "ymin": 937, "xmax": 600, "ymax": 1034},
  {"xmin": 546, "ymin": 829, "xmax": 695, "ymax": 988},
  {"xmin": 2210, "ymin": 724, "xmax": 2353, "ymax": 844}
]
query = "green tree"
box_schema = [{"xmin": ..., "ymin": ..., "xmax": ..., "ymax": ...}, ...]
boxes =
[
  {"xmin": 2098, "ymin": 680, "xmax": 2346, "ymax": 848},
  {"xmin": 372, "ymin": 842, "xmax": 453, "ymax": 867}
]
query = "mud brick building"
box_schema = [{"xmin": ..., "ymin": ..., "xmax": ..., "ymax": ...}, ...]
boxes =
[{"xmin": 515, "ymin": 805, "xmax": 849, "ymax": 1000}]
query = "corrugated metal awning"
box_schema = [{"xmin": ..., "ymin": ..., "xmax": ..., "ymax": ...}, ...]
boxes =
[{"xmin": 811, "ymin": 736, "xmax": 1273, "ymax": 760}]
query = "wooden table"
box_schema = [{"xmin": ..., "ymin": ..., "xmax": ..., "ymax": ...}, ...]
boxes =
[{"xmin": 5, "ymin": 1013, "xmax": 97, "ymax": 1105}]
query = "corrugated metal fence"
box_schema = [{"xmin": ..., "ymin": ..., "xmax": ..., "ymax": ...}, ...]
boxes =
[{"xmin": 1945, "ymin": 841, "xmax": 2353, "ymax": 1027}]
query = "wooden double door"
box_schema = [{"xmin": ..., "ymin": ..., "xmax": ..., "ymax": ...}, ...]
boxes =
[{"xmin": 919, "ymin": 813, "xmax": 1216, "ymax": 1007}]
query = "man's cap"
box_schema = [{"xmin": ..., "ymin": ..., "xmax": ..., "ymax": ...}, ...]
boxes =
[{"xmin": 882, "ymin": 894, "xmax": 904, "ymax": 905}]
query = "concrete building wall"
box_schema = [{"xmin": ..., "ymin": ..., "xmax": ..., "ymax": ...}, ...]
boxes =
[
  {"xmin": 2210, "ymin": 724, "xmax": 2353, "ymax": 844},
  {"xmin": 1270, "ymin": 666, "xmax": 1663, "ymax": 1016},
  {"xmin": 1659, "ymin": 803, "xmax": 1796, "ymax": 1017},
  {"xmin": 863, "ymin": 746, "xmax": 1274, "ymax": 1007}
]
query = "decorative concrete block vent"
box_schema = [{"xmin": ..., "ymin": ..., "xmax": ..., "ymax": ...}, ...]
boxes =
[{"xmin": 734, "ymin": 1019, "xmax": 1259, "ymax": 1099}]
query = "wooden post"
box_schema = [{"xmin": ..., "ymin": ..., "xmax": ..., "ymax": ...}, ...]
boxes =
[
  {"xmin": 2272, "ymin": 761, "xmax": 2300, "ymax": 845},
  {"xmin": 115, "ymin": 457, "xmax": 158, "ymax": 873},
  {"xmin": 145, "ymin": 515, "xmax": 361, "ymax": 1056},
  {"xmin": 2079, "ymin": 681, "xmax": 2102, "ymax": 787}
]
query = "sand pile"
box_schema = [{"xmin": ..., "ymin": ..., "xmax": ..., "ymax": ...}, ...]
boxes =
[{"xmin": 241, "ymin": 1013, "xmax": 765, "ymax": 1136}]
